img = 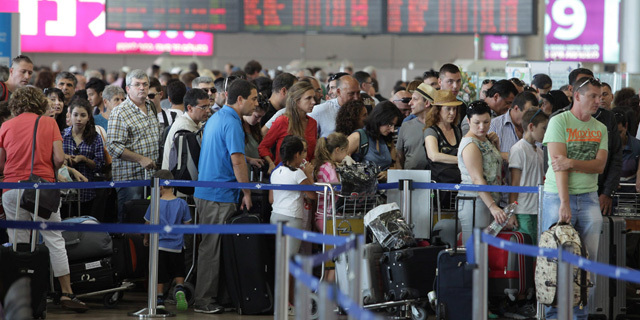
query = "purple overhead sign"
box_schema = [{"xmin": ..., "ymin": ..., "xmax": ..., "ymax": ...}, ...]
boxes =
[{"xmin": 545, "ymin": 0, "xmax": 605, "ymax": 62}]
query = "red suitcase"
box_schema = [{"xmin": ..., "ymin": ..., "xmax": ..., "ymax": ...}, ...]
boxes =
[{"xmin": 487, "ymin": 231, "xmax": 535, "ymax": 300}]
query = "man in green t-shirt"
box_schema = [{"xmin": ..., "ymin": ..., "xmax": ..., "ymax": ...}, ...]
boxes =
[{"xmin": 541, "ymin": 77, "xmax": 608, "ymax": 319}]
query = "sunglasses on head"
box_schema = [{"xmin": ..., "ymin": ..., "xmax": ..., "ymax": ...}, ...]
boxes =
[
  {"xmin": 328, "ymin": 72, "xmax": 349, "ymax": 82},
  {"xmin": 576, "ymin": 77, "xmax": 601, "ymax": 90},
  {"xmin": 224, "ymin": 76, "xmax": 238, "ymax": 92},
  {"xmin": 394, "ymin": 97, "xmax": 411, "ymax": 104},
  {"xmin": 509, "ymin": 78, "xmax": 526, "ymax": 86},
  {"xmin": 481, "ymin": 79, "xmax": 496, "ymax": 85}
]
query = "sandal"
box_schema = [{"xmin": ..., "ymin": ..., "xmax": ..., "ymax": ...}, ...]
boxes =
[{"xmin": 60, "ymin": 293, "xmax": 89, "ymax": 313}]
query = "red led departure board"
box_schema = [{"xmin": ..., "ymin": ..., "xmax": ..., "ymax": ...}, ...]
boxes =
[
  {"xmin": 105, "ymin": 0, "xmax": 536, "ymax": 35},
  {"xmin": 106, "ymin": 0, "xmax": 242, "ymax": 32},
  {"xmin": 243, "ymin": 0, "xmax": 384, "ymax": 34},
  {"xmin": 387, "ymin": 0, "xmax": 536, "ymax": 35}
]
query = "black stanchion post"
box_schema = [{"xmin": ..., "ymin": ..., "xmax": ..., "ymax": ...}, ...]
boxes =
[
  {"xmin": 129, "ymin": 177, "xmax": 173, "ymax": 318},
  {"xmin": 274, "ymin": 221, "xmax": 288, "ymax": 320},
  {"xmin": 472, "ymin": 228, "xmax": 488, "ymax": 320},
  {"xmin": 557, "ymin": 244, "xmax": 573, "ymax": 320}
]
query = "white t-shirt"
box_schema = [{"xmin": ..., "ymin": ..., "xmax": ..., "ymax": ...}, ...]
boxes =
[
  {"xmin": 158, "ymin": 109, "xmax": 184, "ymax": 126},
  {"xmin": 270, "ymin": 165, "xmax": 308, "ymax": 219},
  {"xmin": 508, "ymin": 139, "xmax": 544, "ymax": 215},
  {"xmin": 265, "ymin": 108, "xmax": 286, "ymax": 129}
]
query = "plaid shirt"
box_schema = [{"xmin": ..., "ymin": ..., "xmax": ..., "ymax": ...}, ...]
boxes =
[
  {"xmin": 107, "ymin": 97, "xmax": 160, "ymax": 181},
  {"xmin": 62, "ymin": 127, "xmax": 105, "ymax": 201}
]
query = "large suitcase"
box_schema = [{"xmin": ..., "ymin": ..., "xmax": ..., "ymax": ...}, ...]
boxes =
[
  {"xmin": 54, "ymin": 256, "xmax": 119, "ymax": 294},
  {"xmin": 335, "ymin": 242, "xmax": 385, "ymax": 305},
  {"xmin": 111, "ymin": 233, "xmax": 148, "ymax": 280},
  {"xmin": 488, "ymin": 231, "xmax": 535, "ymax": 300},
  {"xmin": 62, "ymin": 216, "xmax": 113, "ymax": 262},
  {"xmin": 589, "ymin": 216, "xmax": 627, "ymax": 319},
  {"xmin": 221, "ymin": 213, "xmax": 275, "ymax": 315},
  {"xmin": 380, "ymin": 245, "xmax": 445, "ymax": 301},
  {"xmin": 123, "ymin": 199, "xmax": 150, "ymax": 224},
  {"xmin": 0, "ymin": 192, "xmax": 51, "ymax": 319},
  {"xmin": 435, "ymin": 196, "xmax": 474, "ymax": 320},
  {"xmin": 0, "ymin": 243, "xmax": 50, "ymax": 319}
]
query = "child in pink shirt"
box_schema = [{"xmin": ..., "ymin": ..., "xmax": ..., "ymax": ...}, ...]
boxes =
[{"xmin": 313, "ymin": 132, "xmax": 349, "ymax": 232}]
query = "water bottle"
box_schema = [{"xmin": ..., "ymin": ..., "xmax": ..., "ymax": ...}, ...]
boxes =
[{"xmin": 484, "ymin": 201, "xmax": 518, "ymax": 236}]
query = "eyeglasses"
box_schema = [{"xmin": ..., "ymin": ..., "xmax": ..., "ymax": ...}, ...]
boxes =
[
  {"xmin": 328, "ymin": 72, "xmax": 349, "ymax": 82},
  {"xmin": 576, "ymin": 77, "xmax": 601, "ymax": 90},
  {"xmin": 147, "ymin": 93, "xmax": 158, "ymax": 99},
  {"xmin": 194, "ymin": 104, "xmax": 210, "ymax": 110},
  {"xmin": 481, "ymin": 79, "xmax": 496, "ymax": 85},
  {"xmin": 394, "ymin": 97, "xmax": 411, "ymax": 104}
]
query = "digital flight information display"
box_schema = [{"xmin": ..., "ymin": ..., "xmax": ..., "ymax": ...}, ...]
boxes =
[
  {"xmin": 106, "ymin": 0, "xmax": 242, "ymax": 32},
  {"xmin": 243, "ymin": 0, "xmax": 384, "ymax": 34},
  {"xmin": 387, "ymin": 0, "xmax": 536, "ymax": 35},
  {"xmin": 105, "ymin": 0, "xmax": 536, "ymax": 35}
]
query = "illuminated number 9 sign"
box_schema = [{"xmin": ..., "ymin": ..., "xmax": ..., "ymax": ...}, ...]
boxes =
[{"xmin": 544, "ymin": 0, "xmax": 587, "ymax": 41}]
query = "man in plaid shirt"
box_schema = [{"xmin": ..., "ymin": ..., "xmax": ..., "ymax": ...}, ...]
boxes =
[{"xmin": 107, "ymin": 69, "xmax": 161, "ymax": 222}]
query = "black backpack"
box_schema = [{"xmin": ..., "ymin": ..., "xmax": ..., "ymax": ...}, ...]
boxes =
[{"xmin": 168, "ymin": 128, "xmax": 203, "ymax": 195}]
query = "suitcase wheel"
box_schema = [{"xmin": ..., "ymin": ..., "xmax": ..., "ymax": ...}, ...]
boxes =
[
  {"xmin": 411, "ymin": 305, "xmax": 427, "ymax": 320},
  {"xmin": 103, "ymin": 291, "xmax": 123, "ymax": 308},
  {"xmin": 309, "ymin": 293, "xmax": 319, "ymax": 320}
]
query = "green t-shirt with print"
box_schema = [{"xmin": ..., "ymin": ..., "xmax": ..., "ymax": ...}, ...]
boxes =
[{"xmin": 543, "ymin": 111, "xmax": 608, "ymax": 195}]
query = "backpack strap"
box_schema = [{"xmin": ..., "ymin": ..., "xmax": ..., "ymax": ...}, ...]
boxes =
[
  {"xmin": 161, "ymin": 110, "xmax": 169, "ymax": 127},
  {"xmin": 356, "ymin": 128, "xmax": 369, "ymax": 158},
  {"xmin": 0, "ymin": 82, "xmax": 8, "ymax": 102}
]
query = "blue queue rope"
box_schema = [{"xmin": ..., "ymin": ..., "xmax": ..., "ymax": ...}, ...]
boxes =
[
  {"xmin": 289, "ymin": 259, "xmax": 383, "ymax": 320},
  {"xmin": 464, "ymin": 232, "xmax": 640, "ymax": 285}
]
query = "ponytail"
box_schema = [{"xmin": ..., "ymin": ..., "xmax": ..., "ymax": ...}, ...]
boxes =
[{"xmin": 313, "ymin": 132, "xmax": 348, "ymax": 176}]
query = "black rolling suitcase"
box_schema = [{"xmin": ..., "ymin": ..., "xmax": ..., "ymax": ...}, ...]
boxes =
[
  {"xmin": 589, "ymin": 216, "xmax": 627, "ymax": 319},
  {"xmin": 0, "ymin": 192, "xmax": 51, "ymax": 319},
  {"xmin": 221, "ymin": 212, "xmax": 275, "ymax": 315},
  {"xmin": 435, "ymin": 196, "xmax": 474, "ymax": 320},
  {"xmin": 380, "ymin": 246, "xmax": 446, "ymax": 301},
  {"xmin": 111, "ymin": 233, "xmax": 148, "ymax": 280},
  {"xmin": 123, "ymin": 199, "xmax": 150, "ymax": 224}
]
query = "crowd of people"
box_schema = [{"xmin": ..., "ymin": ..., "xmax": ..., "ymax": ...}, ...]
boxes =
[{"xmin": 0, "ymin": 55, "xmax": 636, "ymax": 319}]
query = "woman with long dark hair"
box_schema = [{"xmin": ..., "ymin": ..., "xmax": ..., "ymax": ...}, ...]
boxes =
[{"xmin": 62, "ymin": 98, "xmax": 105, "ymax": 217}]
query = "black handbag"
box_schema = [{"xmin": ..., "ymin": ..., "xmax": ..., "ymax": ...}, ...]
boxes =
[{"xmin": 19, "ymin": 116, "xmax": 60, "ymax": 219}]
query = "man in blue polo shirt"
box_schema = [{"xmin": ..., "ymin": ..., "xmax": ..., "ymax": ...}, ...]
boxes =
[{"xmin": 193, "ymin": 79, "xmax": 257, "ymax": 314}]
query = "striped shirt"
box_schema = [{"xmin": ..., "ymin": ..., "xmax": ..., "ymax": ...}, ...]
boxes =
[{"xmin": 107, "ymin": 97, "xmax": 161, "ymax": 181}]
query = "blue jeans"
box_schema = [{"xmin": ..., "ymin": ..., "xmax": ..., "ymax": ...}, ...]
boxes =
[
  {"xmin": 116, "ymin": 186, "xmax": 145, "ymax": 222},
  {"xmin": 542, "ymin": 191, "xmax": 602, "ymax": 320}
]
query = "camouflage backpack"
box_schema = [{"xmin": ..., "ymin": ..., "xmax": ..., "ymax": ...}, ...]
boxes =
[{"xmin": 535, "ymin": 223, "xmax": 591, "ymax": 308}]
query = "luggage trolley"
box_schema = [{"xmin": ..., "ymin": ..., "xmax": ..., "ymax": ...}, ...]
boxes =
[
  {"xmin": 613, "ymin": 183, "xmax": 640, "ymax": 217},
  {"xmin": 314, "ymin": 185, "xmax": 428, "ymax": 320}
]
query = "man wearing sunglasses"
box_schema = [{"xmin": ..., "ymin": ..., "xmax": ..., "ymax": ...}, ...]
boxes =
[
  {"xmin": 391, "ymin": 91, "xmax": 412, "ymax": 119},
  {"xmin": 193, "ymin": 76, "xmax": 217, "ymax": 108}
]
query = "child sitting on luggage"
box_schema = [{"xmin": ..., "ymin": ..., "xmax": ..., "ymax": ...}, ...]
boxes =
[
  {"xmin": 269, "ymin": 135, "xmax": 317, "ymax": 256},
  {"xmin": 508, "ymin": 108, "xmax": 549, "ymax": 243},
  {"xmin": 143, "ymin": 170, "xmax": 192, "ymax": 311},
  {"xmin": 312, "ymin": 132, "xmax": 349, "ymax": 232}
]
